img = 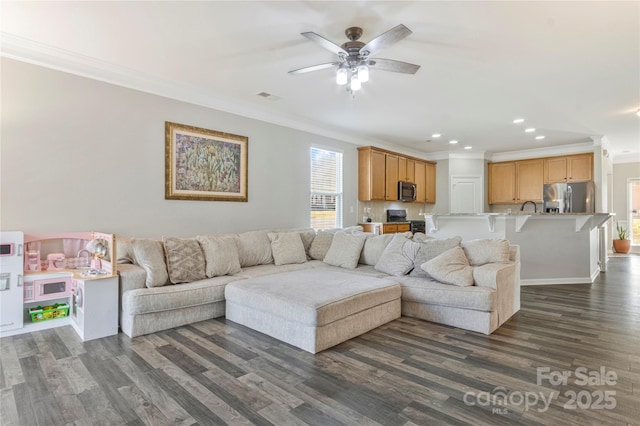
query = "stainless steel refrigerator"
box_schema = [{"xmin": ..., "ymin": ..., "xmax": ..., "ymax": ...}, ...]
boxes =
[{"xmin": 543, "ymin": 181, "xmax": 595, "ymax": 213}]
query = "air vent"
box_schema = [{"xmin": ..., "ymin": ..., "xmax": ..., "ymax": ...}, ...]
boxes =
[{"xmin": 256, "ymin": 92, "xmax": 281, "ymax": 101}]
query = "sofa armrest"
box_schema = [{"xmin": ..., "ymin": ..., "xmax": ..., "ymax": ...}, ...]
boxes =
[
  {"xmin": 118, "ymin": 263, "xmax": 147, "ymax": 293},
  {"xmin": 473, "ymin": 262, "xmax": 518, "ymax": 326},
  {"xmin": 472, "ymin": 262, "xmax": 516, "ymax": 290}
]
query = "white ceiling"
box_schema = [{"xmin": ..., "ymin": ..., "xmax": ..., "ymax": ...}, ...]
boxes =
[{"xmin": 2, "ymin": 1, "xmax": 639, "ymax": 162}]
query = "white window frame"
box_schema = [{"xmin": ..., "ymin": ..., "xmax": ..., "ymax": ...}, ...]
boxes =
[{"xmin": 310, "ymin": 147, "xmax": 343, "ymax": 230}]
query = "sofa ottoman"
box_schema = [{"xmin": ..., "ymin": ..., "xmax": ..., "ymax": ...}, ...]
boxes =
[{"xmin": 224, "ymin": 269, "xmax": 401, "ymax": 353}]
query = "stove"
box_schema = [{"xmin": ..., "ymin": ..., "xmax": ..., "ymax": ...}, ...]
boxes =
[
  {"xmin": 387, "ymin": 209, "xmax": 425, "ymax": 234},
  {"xmin": 386, "ymin": 209, "xmax": 408, "ymax": 223}
]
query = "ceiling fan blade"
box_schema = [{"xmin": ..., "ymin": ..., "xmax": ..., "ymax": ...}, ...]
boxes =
[
  {"xmin": 301, "ymin": 32, "xmax": 349, "ymax": 56},
  {"xmin": 369, "ymin": 58, "xmax": 420, "ymax": 74},
  {"xmin": 288, "ymin": 62, "xmax": 338, "ymax": 74},
  {"xmin": 360, "ymin": 24, "xmax": 412, "ymax": 56}
]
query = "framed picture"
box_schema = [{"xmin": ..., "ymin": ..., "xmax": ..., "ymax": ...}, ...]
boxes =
[{"xmin": 165, "ymin": 121, "xmax": 248, "ymax": 202}]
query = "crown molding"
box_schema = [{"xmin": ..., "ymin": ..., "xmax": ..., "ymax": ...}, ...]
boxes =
[
  {"xmin": 0, "ymin": 32, "xmax": 387, "ymax": 148},
  {"xmin": 488, "ymin": 141, "xmax": 595, "ymax": 162}
]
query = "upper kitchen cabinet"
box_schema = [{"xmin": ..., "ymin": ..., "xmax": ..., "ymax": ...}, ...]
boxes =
[
  {"xmin": 385, "ymin": 153, "xmax": 399, "ymax": 201},
  {"xmin": 488, "ymin": 162, "xmax": 516, "ymax": 204},
  {"xmin": 398, "ymin": 157, "xmax": 415, "ymax": 182},
  {"xmin": 425, "ymin": 161, "xmax": 437, "ymax": 204},
  {"xmin": 544, "ymin": 153, "xmax": 593, "ymax": 183},
  {"xmin": 358, "ymin": 147, "xmax": 386, "ymax": 201},
  {"xmin": 358, "ymin": 146, "xmax": 436, "ymax": 203},
  {"xmin": 488, "ymin": 159, "xmax": 543, "ymax": 204}
]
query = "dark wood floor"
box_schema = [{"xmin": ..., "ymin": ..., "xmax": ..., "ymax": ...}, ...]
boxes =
[{"xmin": 1, "ymin": 256, "xmax": 638, "ymax": 425}]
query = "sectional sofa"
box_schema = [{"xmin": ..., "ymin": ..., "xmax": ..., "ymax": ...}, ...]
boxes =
[{"xmin": 116, "ymin": 227, "xmax": 520, "ymax": 352}]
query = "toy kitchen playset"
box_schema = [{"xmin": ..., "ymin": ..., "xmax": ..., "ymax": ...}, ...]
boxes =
[{"xmin": 0, "ymin": 231, "xmax": 119, "ymax": 341}]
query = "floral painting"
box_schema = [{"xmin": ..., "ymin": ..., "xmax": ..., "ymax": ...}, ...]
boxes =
[{"xmin": 165, "ymin": 122, "xmax": 248, "ymax": 201}]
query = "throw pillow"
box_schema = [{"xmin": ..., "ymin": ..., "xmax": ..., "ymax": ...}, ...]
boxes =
[
  {"xmin": 268, "ymin": 232, "xmax": 307, "ymax": 265},
  {"xmin": 463, "ymin": 238, "xmax": 511, "ymax": 265},
  {"xmin": 308, "ymin": 231, "xmax": 334, "ymax": 260},
  {"xmin": 116, "ymin": 237, "xmax": 135, "ymax": 264},
  {"xmin": 374, "ymin": 233, "xmax": 421, "ymax": 276},
  {"xmin": 196, "ymin": 235, "xmax": 242, "ymax": 277},
  {"xmin": 409, "ymin": 236, "xmax": 462, "ymax": 278},
  {"xmin": 130, "ymin": 238, "xmax": 169, "ymax": 288},
  {"xmin": 298, "ymin": 229, "xmax": 316, "ymax": 258},
  {"xmin": 235, "ymin": 230, "xmax": 273, "ymax": 267},
  {"xmin": 163, "ymin": 237, "xmax": 207, "ymax": 284},
  {"xmin": 323, "ymin": 232, "xmax": 367, "ymax": 269},
  {"xmin": 422, "ymin": 246, "xmax": 474, "ymax": 287},
  {"xmin": 359, "ymin": 233, "xmax": 394, "ymax": 266},
  {"xmin": 412, "ymin": 232, "xmax": 431, "ymax": 242}
]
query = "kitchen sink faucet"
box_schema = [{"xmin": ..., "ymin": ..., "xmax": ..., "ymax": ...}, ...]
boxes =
[{"xmin": 520, "ymin": 200, "xmax": 537, "ymax": 213}]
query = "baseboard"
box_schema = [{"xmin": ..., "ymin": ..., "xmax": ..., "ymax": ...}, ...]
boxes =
[{"xmin": 521, "ymin": 277, "xmax": 594, "ymax": 286}]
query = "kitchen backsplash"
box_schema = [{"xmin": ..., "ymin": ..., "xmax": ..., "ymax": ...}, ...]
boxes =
[{"xmin": 357, "ymin": 201, "xmax": 435, "ymax": 222}]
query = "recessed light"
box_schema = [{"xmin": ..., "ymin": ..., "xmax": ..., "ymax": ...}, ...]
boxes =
[
  {"xmin": 432, "ymin": 133, "xmax": 441, "ymax": 138},
  {"xmin": 513, "ymin": 118, "xmax": 525, "ymax": 124},
  {"xmin": 449, "ymin": 140, "xmax": 458, "ymax": 144},
  {"xmin": 525, "ymin": 128, "xmax": 536, "ymax": 133},
  {"xmin": 535, "ymin": 135, "xmax": 545, "ymax": 140},
  {"xmin": 464, "ymin": 146, "xmax": 472, "ymax": 150},
  {"xmin": 636, "ymin": 109, "xmax": 640, "ymax": 117}
]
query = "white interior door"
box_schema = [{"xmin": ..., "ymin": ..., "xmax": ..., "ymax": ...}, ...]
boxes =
[{"xmin": 450, "ymin": 176, "xmax": 482, "ymax": 213}]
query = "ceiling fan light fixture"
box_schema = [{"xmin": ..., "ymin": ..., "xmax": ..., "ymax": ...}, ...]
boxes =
[
  {"xmin": 336, "ymin": 66, "xmax": 348, "ymax": 85},
  {"xmin": 358, "ymin": 63, "xmax": 370, "ymax": 83},
  {"xmin": 350, "ymin": 73, "xmax": 361, "ymax": 91}
]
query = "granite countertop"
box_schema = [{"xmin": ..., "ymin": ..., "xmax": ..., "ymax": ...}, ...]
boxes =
[{"xmin": 423, "ymin": 212, "xmax": 612, "ymax": 217}]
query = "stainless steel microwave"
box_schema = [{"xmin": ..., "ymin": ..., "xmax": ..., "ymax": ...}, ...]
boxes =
[{"xmin": 398, "ymin": 181, "xmax": 417, "ymax": 202}]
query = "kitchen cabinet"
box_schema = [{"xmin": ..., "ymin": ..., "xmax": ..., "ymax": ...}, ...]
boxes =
[
  {"xmin": 382, "ymin": 223, "xmax": 411, "ymax": 234},
  {"xmin": 425, "ymin": 162, "xmax": 437, "ymax": 204},
  {"xmin": 488, "ymin": 159, "xmax": 543, "ymax": 204},
  {"xmin": 414, "ymin": 161, "xmax": 426, "ymax": 203},
  {"xmin": 398, "ymin": 157, "xmax": 415, "ymax": 182},
  {"xmin": 385, "ymin": 154, "xmax": 399, "ymax": 201},
  {"xmin": 544, "ymin": 153, "xmax": 593, "ymax": 183},
  {"xmin": 358, "ymin": 147, "xmax": 386, "ymax": 201},
  {"xmin": 358, "ymin": 146, "xmax": 436, "ymax": 203}
]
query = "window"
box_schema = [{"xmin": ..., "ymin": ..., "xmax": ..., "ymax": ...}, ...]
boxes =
[{"xmin": 310, "ymin": 147, "xmax": 343, "ymax": 230}]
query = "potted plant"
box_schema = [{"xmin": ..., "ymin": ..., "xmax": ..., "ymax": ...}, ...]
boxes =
[{"xmin": 613, "ymin": 221, "xmax": 631, "ymax": 254}]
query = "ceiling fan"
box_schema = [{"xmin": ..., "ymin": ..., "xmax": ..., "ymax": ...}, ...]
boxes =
[{"xmin": 289, "ymin": 24, "xmax": 420, "ymax": 92}]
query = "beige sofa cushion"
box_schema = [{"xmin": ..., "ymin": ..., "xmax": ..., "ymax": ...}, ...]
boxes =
[
  {"xmin": 116, "ymin": 237, "xmax": 135, "ymax": 264},
  {"xmin": 224, "ymin": 269, "xmax": 400, "ymax": 327},
  {"xmin": 196, "ymin": 235, "xmax": 242, "ymax": 277},
  {"xmin": 359, "ymin": 233, "xmax": 397, "ymax": 266},
  {"xmin": 123, "ymin": 275, "xmax": 240, "ymax": 315},
  {"xmin": 463, "ymin": 238, "xmax": 511, "ymax": 265},
  {"xmin": 323, "ymin": 232, "xmax": 367, "ymax": 269},
  {"xmin": 236, "ymin": 230, "xmax": 273, "ymax": 267},
  {"xmin": 163, "ymin": 237, "xmax": 207, "ymax": 284},
  {"xmin": 268, "ymin": 232, "xmax": 307, "ymax": 265},
  {"xmin": 422, "ymin": 246, "xmax": 474, "ymax": 287},
  {"xmin": 375, "ymin": 233, "xmax": 421, "ymax": 276},
  {"xmin": 130, "ymin": 239, "xmax": 169, "ymax": 288},
  {"xmin": 308, "ymin": 231, "xmax": 334, "ymax": 260},
  {"xmin": 397, "ymin": 276, "xmax": 495, "ymax": 311},
  {"xmin": 409, "ymin": 236, "xmax": 462, "ymax": 278}
]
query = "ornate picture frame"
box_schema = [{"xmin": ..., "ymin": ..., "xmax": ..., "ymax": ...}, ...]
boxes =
[{"xmin": 165, "ymin": 121, "xmax": 248, "ymax": 202}]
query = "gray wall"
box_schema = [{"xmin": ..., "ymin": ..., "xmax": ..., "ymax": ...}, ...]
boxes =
[{"xmin": 1, "ymin": 58, "xmax": 359, "ymax": 238}]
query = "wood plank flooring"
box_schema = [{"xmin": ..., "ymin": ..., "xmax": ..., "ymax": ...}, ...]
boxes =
[{"xmin": 1, "ymin": 256, "xmax": 638, "ymax": 425}]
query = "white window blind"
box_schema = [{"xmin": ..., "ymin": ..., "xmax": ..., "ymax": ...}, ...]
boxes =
[{"xmin": 310, "ymin": 147, "xmax": 343, "ymax": 230}]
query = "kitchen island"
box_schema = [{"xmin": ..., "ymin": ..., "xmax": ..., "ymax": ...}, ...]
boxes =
[{"xmin": 423, "ymin": 213, "xmax": 612, "ymax": 285}]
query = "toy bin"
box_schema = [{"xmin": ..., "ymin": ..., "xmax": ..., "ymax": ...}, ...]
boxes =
[{"xmin": 29, "ymin": 303, "xmax": 70, "ymax": 322}]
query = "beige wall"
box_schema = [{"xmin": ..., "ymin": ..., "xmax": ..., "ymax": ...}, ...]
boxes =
[{"xmin": 1, "ymin": 58, "xmax": 359, "ymax": 238}]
